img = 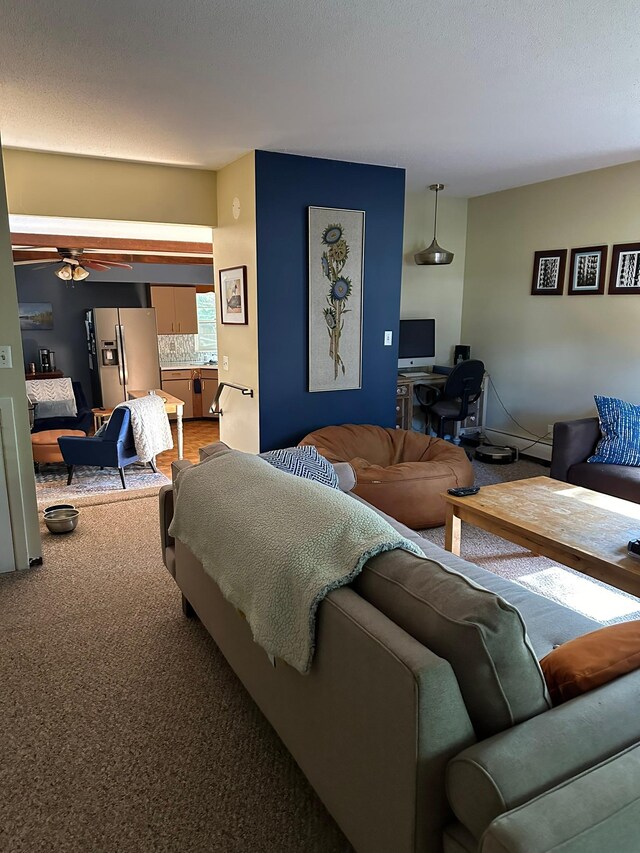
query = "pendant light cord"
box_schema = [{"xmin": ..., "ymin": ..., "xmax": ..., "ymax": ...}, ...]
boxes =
[{"xmin": 433, "ymin": 187, "xmax": 439, "ymax": 240}]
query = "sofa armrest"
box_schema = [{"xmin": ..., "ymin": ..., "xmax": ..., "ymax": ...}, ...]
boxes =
[
  {"xmin": 446, "ymin": 668, "xmax": 640, "ymax": 843},
  {"xmin": 550, "ymin": 417, "xmax": 600, "ymax": 481},
  {"xmin": 480, "ymin": 742, "xmax": 640, "ymax": 853},
  {"xmin": 159, "ymin": 485, "xmax": 174, "ymax": 553}
]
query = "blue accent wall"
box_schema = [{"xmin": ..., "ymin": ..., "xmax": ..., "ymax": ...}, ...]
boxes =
[{"xmin": 255, "ymin": 150, "xmax": 406, "ymax": 451}]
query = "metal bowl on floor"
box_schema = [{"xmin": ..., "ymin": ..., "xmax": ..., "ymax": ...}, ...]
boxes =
[
  {"xmin": 43, "ymin": 508, "xmax": 80, "ymax": 534},
  {"xmin": 44, "ymin": 503, "xmax": 76, "ymax": 514}
]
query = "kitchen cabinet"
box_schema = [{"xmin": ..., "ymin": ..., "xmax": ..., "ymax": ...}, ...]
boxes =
[
  {"xmin": 150, "ymin": 286, "xmax": 198, "ymax": 335},
  {"xmin": 201, "ymin": 368, "xmax": 219, "ymax": 418},
  {"xmin": 161, "ymin": 373, "xmax": 194, "ymax": 419}
]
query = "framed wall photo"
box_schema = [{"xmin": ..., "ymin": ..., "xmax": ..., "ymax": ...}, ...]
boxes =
[
  {"xmin": 568, "ymin": 245, "xmax": 607, "ymax": 295},
  {"xmin": 308, "ymin": 206, "xmax": 365, "ymax": 392},
  {"xmin": 219, "ymin": 266, "xmax": 248, "ymax": 324},
  {"xmin": 18, "ymin": 302, "xmax": 53, "ymax": 330},
  {"xmin": 531, "ymin": 249, "xmax": 567, "ymax": 295},
  {"xmin": 608, "ymin": 242, "xmax": 640, "ymax": 294}
]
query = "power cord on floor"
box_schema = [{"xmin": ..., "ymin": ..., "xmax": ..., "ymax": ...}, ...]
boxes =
[{"xmin": 486, "ymin": 375, "xmax": 552, "ymax": 453}]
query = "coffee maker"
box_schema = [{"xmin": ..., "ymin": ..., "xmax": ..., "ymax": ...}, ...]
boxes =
[{"xmin": 38, "ymin": 348, "xmax": 56, "ymax": 373}]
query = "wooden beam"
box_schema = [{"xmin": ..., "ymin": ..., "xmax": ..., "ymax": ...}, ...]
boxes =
[
  {"xmin": 12, "ymin": 250, "xmax": 213, "ymax": 266},
  {"xmin": 11, "ymin": 233, "xmax": 212, "ymax": 254}
]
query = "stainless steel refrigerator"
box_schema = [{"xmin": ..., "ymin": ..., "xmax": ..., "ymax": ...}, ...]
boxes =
[{"xmin": 86, "ymin": 308, "xmax": 161, "ymax": 408}]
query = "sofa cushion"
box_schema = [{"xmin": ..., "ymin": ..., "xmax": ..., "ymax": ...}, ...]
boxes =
[
  {"xmin": 351, "ymin": 494, "xmax": 602, "ymax": 659},
  {"xmin": 569, "ymin": 461, "xmax": 640, "ymax": 503},
  {"xmin": 354, "ymin": 548, "xmax": 551, "ymax": 738},
  {"xmin": 540, "ymin": 621, "xmax": 640, "ymax": 705},
  {"xmin": 589, "ymin": 395, "xmax": 640, "ymax": 467}
]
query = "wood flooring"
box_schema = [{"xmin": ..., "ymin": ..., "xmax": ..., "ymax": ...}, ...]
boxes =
[{"xmin": 156, "ymin": 418, "xmax": 220, "ymax": 477}]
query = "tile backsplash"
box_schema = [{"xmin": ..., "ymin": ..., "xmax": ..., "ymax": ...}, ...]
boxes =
[{"xmin": 158, "ymin": 334, "xmax": 217, "ymax": 365}]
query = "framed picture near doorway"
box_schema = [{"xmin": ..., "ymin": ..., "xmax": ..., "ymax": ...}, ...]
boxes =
[
  {"xmin": 219, "ymin": 266, "xmax": 248, "ymax": 324},
  {"xmin": 568, "ymin": 245, "xmax": 607, "ymax": 295}
]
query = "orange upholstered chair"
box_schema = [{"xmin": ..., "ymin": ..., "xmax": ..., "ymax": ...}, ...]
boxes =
[{"xmin": 299, "ymin": 424, "xmax": 474, "ymax": 529}]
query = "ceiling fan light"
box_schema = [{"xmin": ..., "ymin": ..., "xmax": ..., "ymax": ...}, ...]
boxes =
[
  {"xmin": 73, "ymin": 265, "xmax": 90, "ymax": 281},
  {"xmin": 55, "ymin": 264, "xmax": 73, "ymax": 280}
]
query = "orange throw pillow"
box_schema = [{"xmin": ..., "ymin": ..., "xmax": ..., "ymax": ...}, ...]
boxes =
[{"xmin": 540, "ymin": 621, "xmax": 640, "ymax": 705}]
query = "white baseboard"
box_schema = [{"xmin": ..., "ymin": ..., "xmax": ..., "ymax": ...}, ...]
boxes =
[{"xmin": 483, "ymin": 428, "xmax": 553, "ymax": 463}]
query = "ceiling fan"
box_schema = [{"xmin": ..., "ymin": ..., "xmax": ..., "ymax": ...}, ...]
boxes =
[{"xmin": 13, "ymin": 247, "xmax": 133, "ymax": 281}]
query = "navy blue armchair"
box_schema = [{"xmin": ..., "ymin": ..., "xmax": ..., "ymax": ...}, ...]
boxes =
[
  {"xmin": 32, "ymin": 381, "xmax": 92, "ymax": 435},
  {"xmin": 57, "ymin": 407, "xmax": 157, "ymax": 489}
]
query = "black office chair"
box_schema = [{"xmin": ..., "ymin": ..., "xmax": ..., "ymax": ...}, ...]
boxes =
[{"xmin": 416, "ymin": 360, "xmax": 485, "ymax": 438}]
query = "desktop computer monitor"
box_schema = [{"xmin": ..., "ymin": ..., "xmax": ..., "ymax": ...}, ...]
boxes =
[{"xmin": 398, "ymin": 318, "xmax": 436, "ymax": 369}]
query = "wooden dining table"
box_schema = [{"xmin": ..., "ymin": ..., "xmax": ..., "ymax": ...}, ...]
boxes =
[{"xmin": 127, "ymin": 389, "xmax": 185, "ymax": 460}]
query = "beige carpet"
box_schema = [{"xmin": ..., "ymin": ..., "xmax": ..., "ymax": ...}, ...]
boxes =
[{"xmin": 0, "ymin": 498, "xmax": 351, "ymax": 853}]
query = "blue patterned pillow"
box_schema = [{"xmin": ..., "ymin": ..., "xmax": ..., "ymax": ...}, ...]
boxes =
[
  {"xmin": 260, "ymin": 445, "xmax": 339, "ymax": 489},
  {"xmin": 588, "ymin": 396, "xmax": 640, "ymax": 467}
]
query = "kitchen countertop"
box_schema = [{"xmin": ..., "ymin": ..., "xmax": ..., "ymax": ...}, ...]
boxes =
[{"xmin": 161, "ymin": 363, "xmax": 218, "ymax": 370}]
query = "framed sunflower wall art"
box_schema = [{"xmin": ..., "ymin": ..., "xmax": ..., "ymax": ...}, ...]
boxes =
[{"xmin": 308, "ymin": 207, "xmax": 365, "ymax": 392}]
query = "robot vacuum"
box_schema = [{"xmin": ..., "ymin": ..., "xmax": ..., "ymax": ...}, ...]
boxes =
[{"xmin": 474, "ymin": 444, "xmax": 517, "ymax": 464}]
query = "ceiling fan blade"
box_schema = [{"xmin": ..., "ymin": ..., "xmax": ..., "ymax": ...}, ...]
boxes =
[
  {"xmin": 83, "ymin": 261, "xmax": 111, "ymax": 271},
  {"xmin": 101, "ymin": 261, "xmax": 133, "ymax": 269},
  {"xmin": 14, "ymin": 259, "xmax": 60, "ymax": 267}
]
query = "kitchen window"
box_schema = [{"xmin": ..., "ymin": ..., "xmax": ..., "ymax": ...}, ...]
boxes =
[{"xmin": 196, "ymin": 291, "xmax": 217, "ymax": 355}]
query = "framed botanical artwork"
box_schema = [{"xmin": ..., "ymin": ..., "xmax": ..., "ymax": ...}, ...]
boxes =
[
  {"xmin": 608, "ymin": 242, "xmax": 640, "ymax": 294},
  {"xmin": 18, "ymin": 302, "xmax": 53, "ymax": 330},
  {"xmin": 308, "ymin": 206, "xmax": 365, "ymax": 392},
  {"xmin": 568, "ymin": 245, "xmax": 607, "ymax": 295},
  {"xmin": 530, "ymin": 250, "xmax": 567, "ymax": 295},
  {"xmin": 219, "ymin": 266, "xmax": 248, "ymax": 324}
]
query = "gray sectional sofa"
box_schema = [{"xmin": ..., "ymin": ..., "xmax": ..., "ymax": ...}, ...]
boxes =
[{"xmin": 159, "ymin": 443, "xmax": 640, "ymax": 853}]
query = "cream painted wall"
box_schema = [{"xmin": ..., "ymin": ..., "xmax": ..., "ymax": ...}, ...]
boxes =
[
  {"xmin": 462, "ymin": 160, "xmax": 640, "ymax": 444},
  {"xmin": 401, "ymin": 192, "xmax": 468, "ymax": 363},
  {"xmin": 3, "ymin": 148, "xmax": 217, "ymax": 226},
  {"xmin": 0, "ymin": 145, "xmax": 40, "ymax": 569},
  {"xmin": 214, "ymin": 152, "xmax": 260, "ymax": 453}
]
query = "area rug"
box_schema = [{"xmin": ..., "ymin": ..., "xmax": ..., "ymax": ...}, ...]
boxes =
[
  {"xmin": 419, "ymin": 457, "xmax": 640, "ymax": 625},
  {"xmin": 0, "ymin": 497, "xmax": 350, "ymax": 853},
  {"xmin": 35, "ymin": 461, "xmax": 170, "ymax": 506}
]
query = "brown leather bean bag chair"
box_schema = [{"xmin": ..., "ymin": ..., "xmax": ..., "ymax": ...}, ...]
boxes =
[{"xmin": 299, "ymin": 424, "xmax": 474, "ymax": 529}]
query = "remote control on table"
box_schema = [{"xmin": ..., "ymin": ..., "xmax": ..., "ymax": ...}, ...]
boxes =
[
  {"xmin": 627, "ymin": 539, "xmax": 640, "ymax": 560},
  {"xmin": 447, "ymin": 486, "xmax": 481, "ymax": 497}
]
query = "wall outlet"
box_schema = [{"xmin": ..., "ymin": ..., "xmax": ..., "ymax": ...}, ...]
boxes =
[
  {"xmin": 0, "ymin": 345, "xmax": 12, "ymax": 368},
  {"xmin": 222, "ymin": 356, "xmax": 229, "ymax": 371},
  {"xmin": 384, "ymin": 330, "xmax": 393, "ymax": 346}
]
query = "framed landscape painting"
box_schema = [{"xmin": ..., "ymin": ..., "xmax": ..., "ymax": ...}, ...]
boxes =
[
  {"xmin": 568, "ymin": 245, "xmax": 607, "ymax": 295},
  {"xmin": 308, "ymin": 206, "xmax": 365, "ymax": 392},
  {"xmin": 608, "ymin": 242, "xmax": 640, "ymax": 294},
  {"xmin": 531, "ymin": 249, "xmax": 566, "ymax": 295},
  {"xmin": 219, "ymin": 266, "xmax": 248, "ymax": 324},
  {"xmin": 18, "ymin": 302, "xmax": 53, "ymax": 330}
]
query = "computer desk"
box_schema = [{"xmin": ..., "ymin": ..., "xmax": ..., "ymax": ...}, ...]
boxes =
[{"xmin": 396, "ymin": 372, "xmax": 446, "ymax": 430}]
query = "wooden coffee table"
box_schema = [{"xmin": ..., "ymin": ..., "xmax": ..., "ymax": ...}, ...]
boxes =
[{"xmin": 443, "ymin": 476, "xmax": 640, "ymax": 598}]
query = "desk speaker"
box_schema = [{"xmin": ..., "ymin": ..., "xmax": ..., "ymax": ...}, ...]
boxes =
[{"xmin": 454, "ymin": 345, "xmax": 470, "ymax": 364}]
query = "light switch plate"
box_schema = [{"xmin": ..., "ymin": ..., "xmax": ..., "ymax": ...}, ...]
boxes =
[
  {"xmin": 384, "ymin": 331, "xmax": 393, "ymax": 346},
  {"xmin": 0, "ymin": 345, "xmax": 12, "ymax": 368},
  {"xmin": 222, "ymin": 356, "xmax": 229, "ymax": 371}
]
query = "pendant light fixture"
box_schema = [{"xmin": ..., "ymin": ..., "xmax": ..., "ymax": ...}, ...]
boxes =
[{"xmin": 414, "ymin": 183, "xmax": 454, "ymax": 266}]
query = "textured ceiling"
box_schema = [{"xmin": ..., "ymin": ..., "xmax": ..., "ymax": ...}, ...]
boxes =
[{"xmin": 1, "ymin": 0, "xmax": 639, "ymax": 195}]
